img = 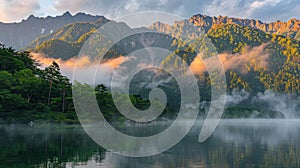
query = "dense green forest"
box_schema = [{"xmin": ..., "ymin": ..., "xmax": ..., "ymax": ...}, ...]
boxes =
[
  {"xmin": 1, "ymin": 17, "xmax": 299, "ymax": 123},
  {"xmin": 0, "ymin": 43, "xmax": 292, "ymax": 123},
  {"xmin": 0, "ymin": 45, "xmax": 161, "ymax": 123},
  {"xmin": 0, "ymin": 44, "xmax": 76, "ymax": 123},
  {"xmin": 30, "ymin": 20, "xmax": 299, "ymax": 97},
  {"xmin": 161, "ymin": 24, "xmax": 299, "ymax": 95}
]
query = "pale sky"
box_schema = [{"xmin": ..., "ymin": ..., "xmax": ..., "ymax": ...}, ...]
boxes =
[{"xmin": 0, "ymin": 0, "xmax": 299, "ymax": 23}]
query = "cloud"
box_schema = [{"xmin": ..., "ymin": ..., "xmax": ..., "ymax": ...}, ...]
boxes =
[
  {"xmin": 52, "ymin": 0, "xmax": 211, "ymax": 19},
  {"xmin": 0, "ymin": 0, "xmax": 298, "ymax": 23},
  {"xmin": 31, "ymin": 52, "xmax": 127, "ymax": 85},
  {"xmin": 204, "ymin": 0, "xmax": 299, "ymax": 22},
  {"xmin": 52, "ymin": 0, "xmax": 299, "ymax": 22},
  {"xmin": 250, "ymin": 0, "xmax": 280, "ymax": 8},
  {"xmin": 0, "ymin": 0, "xmax": 40, "ymax": 22},
  {"xmin": 249, "ymin": 0, "xmax": 300, "ymax": 22},
  {"xmin": 190, "ymin": 44, "xmax": 269, "ymax": 75}
]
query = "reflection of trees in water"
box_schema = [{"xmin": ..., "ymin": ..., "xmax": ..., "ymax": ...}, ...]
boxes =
[
  {"xmin": 101, "ymin": 121, "xmax": 300, "ymax": 168},
  {"xmin": 0, "ymin": 125, "xmax": 106, "ymax": 168},
  {"xmin": 1, "ymin": 121, "xmax": 300, "ymax": 167},
  {"xmin": 191, "ymin": 121, "xmax": 300, "ymax": 168},
  {"xmin": 200, "ymin": 141, "xmax": 300, "ymax": 168}
]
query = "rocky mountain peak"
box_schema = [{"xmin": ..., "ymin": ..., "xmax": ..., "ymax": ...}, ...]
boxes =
[{"xmin": 189, "ymin": 14, "xmax": 300, "ymax": 39}]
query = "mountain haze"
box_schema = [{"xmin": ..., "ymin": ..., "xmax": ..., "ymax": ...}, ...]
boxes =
[
  {"xmin": 0, "ymin": 12, "xmax": 299, "ymax": 121},
  {"xmin": 0, "ymin": 12, "xmax": 297, "ymax": 96},
  {"xmin": 26, "ymin": 13, "xmax": 299, "ymax": 97},
  {"xmin": 0, "ymin": 12, "xmax": 106, "ymax": 49}
]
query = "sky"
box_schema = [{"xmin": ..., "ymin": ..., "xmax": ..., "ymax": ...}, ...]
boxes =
[{"xmin": 0, "ymin": 0, "xmax": 299, "ymax": 23}]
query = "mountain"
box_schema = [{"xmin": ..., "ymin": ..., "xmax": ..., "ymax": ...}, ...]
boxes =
[
  {"xmin": 27, "ymin": 13, "xmax": 299, "ymax": 97},
  {"xmin": 154, "ymin": 22, "xmax": 299, "ymax": 95},
  {"xmin": 30, "ymin": 13, "xmax": 300, "ymax": 60},
  {"xmin": 30, "ymin": 19, "xmax": 131, "ymax": 60},
  {"xmin": 30, "ymin": 13, "xmax": 300, "ymax": 59},
  {"xmin": 0, "ymin": 12, "xmax": 106, "ymax": 49},
  {"xmin": 149, "ymin": 14, "xmax": 300, "ymax": 40},
  {"xmin": 0, "ymin": 13, "xmax": 299, "ymax": 120},
  {"xmin": 27, "ymin": 16, "xmax": 300, "ymax": 97},
  {"xmin": 189, "ymin": 14, "xmax": 300, "ymax": 40}
]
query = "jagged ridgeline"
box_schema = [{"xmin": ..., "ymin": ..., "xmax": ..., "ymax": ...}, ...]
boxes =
[
  {"xmin": 0, "ymin": 13, "xmax": 299, "ymax": 121},
  {"xmin": 28, "ymin": 14, "xmax": 299, "ymax": 96},
  {"xmin": 189, "ymin": 14, "xmax": 300, "ymax": 40},
  {"xmin": 0, "ymin": 12, "xmax": 107, "ymax": 50}
]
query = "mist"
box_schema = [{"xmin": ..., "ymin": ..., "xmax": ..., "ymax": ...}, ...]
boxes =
[
  {"xmin": 30, "ymin": 53, "xmax": 127, "ymax": 85},
  {"xmin": 31, "ymin": 44, "xmax": 270, "ymax": 85},
  {"xmin": 190, "ymin": 44, "xmax": 270, "ymax": 74},
  {"xmin": 225, "ymin": 89, "xmax": 300, "ymax": 118},
  {"xmin": 31, "ymin": 51, "xmax": 299, "ymax": 119},
  {"xmin": 252, "ymin": 90, "xmax": 300, "ymax": 118}
]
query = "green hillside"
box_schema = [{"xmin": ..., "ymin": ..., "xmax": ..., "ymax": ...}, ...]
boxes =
[
  {"xmin": 5, "ymin": 14, "xmax": 296, "ymax": 121},
  {"xmin": 158, "ymin": 23, "xmax": 299, "ymax": 95},
  {"xmin": 29, "ymin": 19, "xmax": 300, "ymax": 96}
]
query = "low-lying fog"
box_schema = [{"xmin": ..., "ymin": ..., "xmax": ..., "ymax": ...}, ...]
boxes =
[{"xmin": 30, "ymin": 52, "xmax": 300, "ymax": 119}]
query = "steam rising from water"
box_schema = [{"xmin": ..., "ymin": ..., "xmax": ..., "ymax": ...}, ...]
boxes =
[
  {"xmin": 253, "ymin": 90, "xmax": 300, "ymax": 118},
  {"xmin": 225, "ymin": 89, "xmax": 300, "ymax": 118}
]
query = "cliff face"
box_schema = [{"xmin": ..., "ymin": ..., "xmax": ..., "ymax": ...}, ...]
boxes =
[
  {"xmin": 0, "ymin": 12, "xmax": 106, "ymax": 49},
  {"xmin": 189, "ymin": 14, "xmax": 300, "ymax": 40}
]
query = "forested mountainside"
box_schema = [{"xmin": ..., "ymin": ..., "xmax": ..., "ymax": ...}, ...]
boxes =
[
  {"xmin": 29, "ymin": 18, "xmax": 110, "ymax": 59},
  {"xmin": 28, "ymin": 15, "xmax": 299, "ymax": 96},
  {"xmin": 0, "ymin": 12, "xmax": 106, "ymax": 49},
  {"xmin": 30, "ymin": 13, "xmax": 300, "ymax": 59},
  {"xmin": 0, "ymin": 43, "xmax": 292, "ymax": 123},
  {"xmin": 178, "ymin": 24, "xmax": 299, "ymax": 94},
  {"xmin": 0, "ymin": 13, "xmax": 299, "ymax": 123}
]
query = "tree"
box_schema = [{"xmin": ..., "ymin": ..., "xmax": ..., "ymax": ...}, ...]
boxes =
[
  {"xmin": 14, "ymin": 69, "xmax": 42, "ymax": 103},
  {"xmin": 43, "ymin": 61, "xmax": 61, "ymax": 106}
]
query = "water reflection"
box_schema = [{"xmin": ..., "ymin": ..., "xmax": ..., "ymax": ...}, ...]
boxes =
[
  {"xmin": 0, "ymin": 125, "xmax": 105, "ymax": 168},
  {"xmin": 1, "ymin": 120, "xmax": 300, "ymax": 167}
]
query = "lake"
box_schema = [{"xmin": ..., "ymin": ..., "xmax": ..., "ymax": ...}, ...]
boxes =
[{"xmin": 1, "ymin": 119, "xmax": 300, "ymax": 168}]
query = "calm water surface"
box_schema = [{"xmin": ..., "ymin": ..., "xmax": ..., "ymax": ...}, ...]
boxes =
[{"xmin": 1, "ymin": 119, "xmax": 300, "ymax": 168}]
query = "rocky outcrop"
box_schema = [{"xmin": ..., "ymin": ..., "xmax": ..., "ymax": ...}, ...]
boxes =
[{"xmin": 189, "ymin": 14, "xmax": 300, "ymax": 39}]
